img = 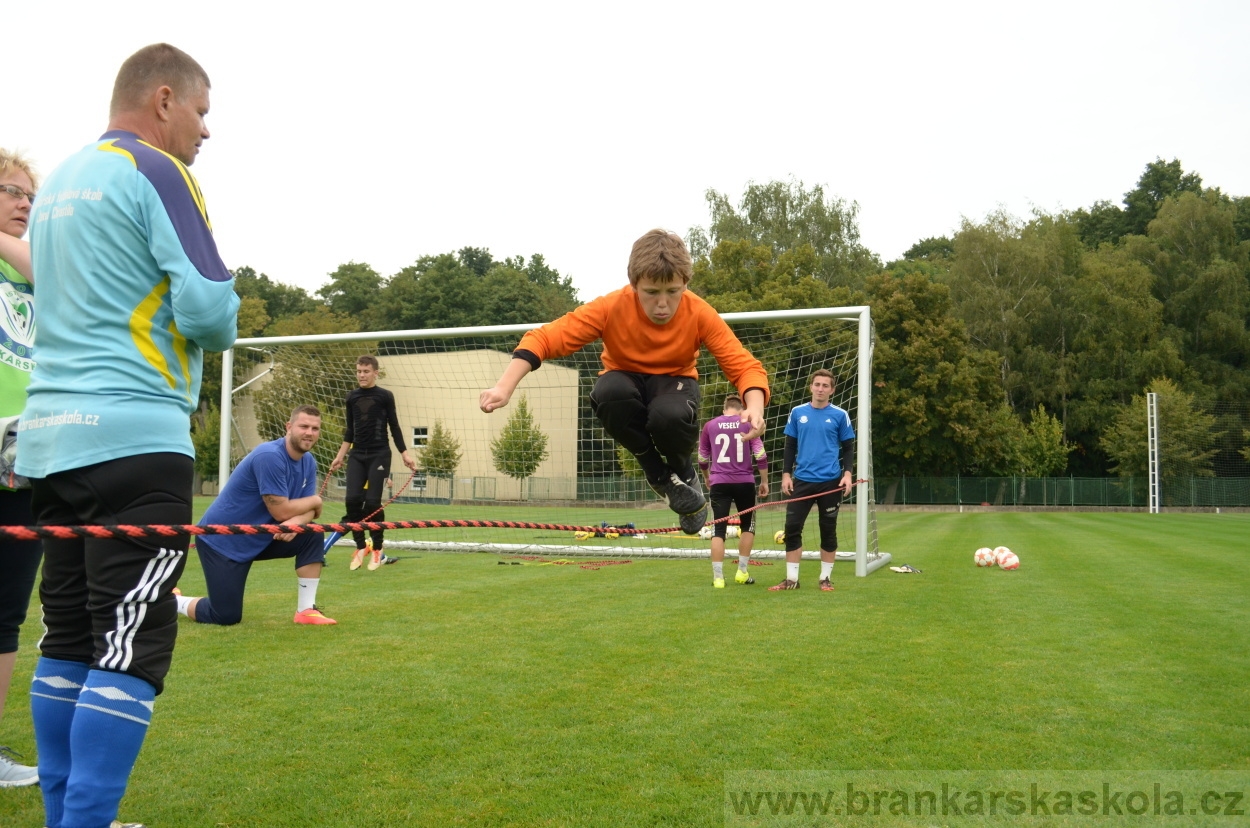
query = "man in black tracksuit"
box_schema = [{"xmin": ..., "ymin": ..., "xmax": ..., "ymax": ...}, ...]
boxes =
[{"xmin": 329, "ymin": 355, "xmax": 417, "ymax": 570}]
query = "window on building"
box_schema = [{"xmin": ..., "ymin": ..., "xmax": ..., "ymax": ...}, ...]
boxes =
[{"xmin": 412, "ymin": 426, "xmax": 428, "ymax": 448}]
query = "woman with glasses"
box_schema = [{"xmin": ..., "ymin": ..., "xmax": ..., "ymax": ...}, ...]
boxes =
[{"xmin": 0, "ymin": 148, "xmax": 40, "ymax": 789}]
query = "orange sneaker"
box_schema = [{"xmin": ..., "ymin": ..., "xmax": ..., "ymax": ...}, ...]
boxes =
[
  {"xmin": 349, "ymin": 548, "xmax": 366, "ymax": 571},
  {"xmin": 293, "ymin": 607, "xmax": 337, "ymax": 625},
  {"xmin": 367, "ymin": 543, "xmax": 382, "ymax": 571}
]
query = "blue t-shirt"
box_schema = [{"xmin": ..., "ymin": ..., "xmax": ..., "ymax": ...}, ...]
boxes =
[
  {"xmin": 200, "ymin": 438, "xmax": 318, "ymax": 562},
  {"xmin": 783, "ymin": 402, "xmax": 855, "ymax": 483}
]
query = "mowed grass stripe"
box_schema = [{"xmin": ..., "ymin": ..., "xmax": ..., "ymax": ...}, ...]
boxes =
[{"xmin": 2, "ymin": 511, "xmax": 1245, "ymax": 827}]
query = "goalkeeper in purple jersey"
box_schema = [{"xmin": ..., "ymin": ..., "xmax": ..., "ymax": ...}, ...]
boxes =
[{"xmin": 698, "ymin": 394, "xmax": 769, "ymax": 588}]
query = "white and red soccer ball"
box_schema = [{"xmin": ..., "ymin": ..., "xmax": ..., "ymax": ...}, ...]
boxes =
[{"xmin": 974, "ymin": 545, "xmax": 1020, "ymax": 569}]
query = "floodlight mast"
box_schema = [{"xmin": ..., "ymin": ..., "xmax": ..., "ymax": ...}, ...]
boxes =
[{"xmin": 1147, "ymin": 391, "xmax": 1160, "ymax": 514}]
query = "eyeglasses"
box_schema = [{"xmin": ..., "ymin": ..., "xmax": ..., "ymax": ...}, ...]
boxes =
[{"xmin": 0, "ymin": 183, "xmax": 36, "ymax": 203}]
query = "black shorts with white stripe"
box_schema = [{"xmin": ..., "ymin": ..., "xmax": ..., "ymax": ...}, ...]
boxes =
[{"xmin": 31, "ymin": 452, "xmax": 192, "ymax": 695}]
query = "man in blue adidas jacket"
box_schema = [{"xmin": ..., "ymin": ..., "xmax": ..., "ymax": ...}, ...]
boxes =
[{"xmin": 17, "ymin": 43, "xmax": 238, "ymax": 828}]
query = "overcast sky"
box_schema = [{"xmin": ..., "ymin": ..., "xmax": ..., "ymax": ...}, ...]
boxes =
[{"xmin": 9, "ymin": 1, "xmax": 1248, "ymax": 303}]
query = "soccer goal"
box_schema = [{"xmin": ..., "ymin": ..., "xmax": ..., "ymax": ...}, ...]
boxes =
[{"xmin": 217, "ymin": 307, "xmax": 891, "ymax": 575}]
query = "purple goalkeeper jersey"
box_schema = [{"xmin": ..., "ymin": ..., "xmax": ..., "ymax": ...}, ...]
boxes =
[{"xmin": 698, "ymin": 414, "xmax": 768, "ymax": 485}]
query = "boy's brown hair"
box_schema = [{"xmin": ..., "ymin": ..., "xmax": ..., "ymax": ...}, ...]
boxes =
[
  {"xmin": 810, "ymin": 368, "xmax": 835, "ymax": 385},
  {"xmin": 723, "ymin": 394, "xmax": 743, "ymax": 410},
  {"xmin": 356, "ymin": 355, "xmax": 379, "ymax": 370},
  {"xmin": 627, "ymin": 229, "xmax": 692, "ymax": 286}
]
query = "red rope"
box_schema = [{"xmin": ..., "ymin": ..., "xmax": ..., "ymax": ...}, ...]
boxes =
[{"xmin": 0, "ymin": 480, "xmax": 870, "ymax": 541}]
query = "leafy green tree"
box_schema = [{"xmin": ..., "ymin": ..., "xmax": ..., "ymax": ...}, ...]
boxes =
[
  {"xmin": 249, "ymin": 357, "xmax": 354, "ymax": 471},
  {"xmin": 236, "ymin": 296, "xmax": 270, "ymax": 338},
  {"xmin": 233, "ymin": 266, "xmax": 318, "ymax": 321},
  {"xmin": 1125, "ymin": 189, "xmax": 1250, "ymax": 399},
  {"xmin": 1061, "ymin": 244, "xmax": 1184, "ymax": 473},
  {"xmin": 317, "ymin": 261, "xmax": 383, "ymax": 323},
  {"xmin": 1072, "ymin": 199, "xmax": 1129, "ymax": 248},
  {"xmin": 946, "ymin": 209, "xmax": 1080, "ymax": 414},
  {"xmin": 265, "ymin": 306, "xmax": 360, "ymax": 338},
  {"xmin": 1014, "ymin": 405, "xmax": 1070, "ymax": 477},
  {"xmin": 1122, "ymin": 158, "xmax": 1204, "ymax": 237},
  {"xmin": 190, "ymin": 402, "xmax": 221, "ymax": 483},
  {"xmin": 375, "ymin": 248, "xmax": 577, "ymax": 331},
  {"xmin": 1233, "ymin": 196, "xmax": 1250, "ymax": 244},
  {"xmin": 418, "ymin": 419, "xmax": 462, "ymax": 479},
  {"xmin": 490, "ymin": 396, "xmax": 550, "ymax": 490},
  {"xmin": 1102, "ymin": 378, "xmax": 1221, "ymax": 482},
  {"xmin": 1072, "ymin": 158, "xmax": 1205, "ymax": 247},
  {"xmin": 689, "ymin": 179, "xmax": 880, "ymax": 288},
  {"xmin": 900, "ymin": 236, "xmax": 955, "ymax": 262},
  {"xmin": 865, "ymin": 270, "xmax": 1021, "ymax": 481}
]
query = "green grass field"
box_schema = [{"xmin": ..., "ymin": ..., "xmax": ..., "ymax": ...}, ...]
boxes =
[{"xmin": 2, "ymin": 510, "xmax": 1248, "ymax": 827}]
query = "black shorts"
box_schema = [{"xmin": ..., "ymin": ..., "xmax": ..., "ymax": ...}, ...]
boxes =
[
  {"xmin": 709, "ymin": 482, "xmax": 757, "ymax": 537},
  {"xmin": 192, "ymin": 531, "xmax": 325, "ymax": 626},
  {"xmin": 31, "ymin": 452, "xmax": 193, "ymax": 694},
  {"xmin": 783, "ymin": 478, "xmax": 844, "ymax": 554}
]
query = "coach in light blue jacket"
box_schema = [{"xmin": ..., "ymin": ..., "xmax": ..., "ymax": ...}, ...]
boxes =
[{"xmin": 16, "ymin": 44, "xmax": 238, "ymax": 828}]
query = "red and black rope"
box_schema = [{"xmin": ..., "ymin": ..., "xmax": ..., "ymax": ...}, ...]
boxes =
[{"xmin": 0, "ymin": 481, "xmax": 867, "ymax": 542}]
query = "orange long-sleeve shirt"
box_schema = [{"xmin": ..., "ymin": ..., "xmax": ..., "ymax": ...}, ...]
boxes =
[{"xmin": 516, "ymin": 285, "xmax": 770, "ymax": 402}]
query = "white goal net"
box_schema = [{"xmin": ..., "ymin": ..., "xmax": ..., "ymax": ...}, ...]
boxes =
[{"xmin": 217, "ymin": 307, "xmax": 890, "ymax": 575}]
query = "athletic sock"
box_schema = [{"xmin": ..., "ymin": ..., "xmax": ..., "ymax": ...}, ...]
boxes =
[
  {"xmin": 787, "ymin": 562, "xmax": 800, "ymax": 582},
  {"xmin": 738, "ymin": 555, "xmax": 750, "ymax": 573},
  {"xmin": 711, "ymin": 561, "xmax": 724, "ymax": 580},
  {"xmin": 30, "ymin": 657, "xmax": 89, "ymax": 828},
  {"xmin": 297, "ymin": 578, "xmax": 320, "ymax": 612},
  {"xmin": 820, "ymin": 561, "xmax": 834, "ymax": 581},
  {"xmin": 59, "ymin": 670, "xmax": 155, "ymax": 828},
  {"xmin": 175, "ymin": 593, "xmax": 193, "ymax": 616}
]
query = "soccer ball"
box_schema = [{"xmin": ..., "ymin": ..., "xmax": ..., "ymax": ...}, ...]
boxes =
[
  {"xmin": 773, "ymin": 530, "xmax": 786, "ymax": 544},
  {"xmin": 974, "ymin": 547, "xmax": 996, "ymax": 567},
  {"xmin": 698, "ymin": 526, "xmax": 714, "ymax": 540},
  {"xmin": 993, "ymin": 546, "xmax": 1013, "ymax": 566},
  {"xmin": 726, "ymin": 525, "xmax": 741, "ymax": 539},
  {"xmin": 999, "ymin": 551, "xmax": 1020, "ymax": 570}
]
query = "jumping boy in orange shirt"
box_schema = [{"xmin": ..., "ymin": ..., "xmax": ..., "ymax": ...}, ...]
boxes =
[{"xmin": 479, "ymin": 229, "xmax": 769, "ymax": 534}]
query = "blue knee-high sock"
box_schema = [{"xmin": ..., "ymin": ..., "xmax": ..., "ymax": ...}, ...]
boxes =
[
  {"xmin": 59, "ymin": 670, "xmax": 156, "ymax": 828},
  {"xmin": 30, "ymin": 657, "xmax": 90, "ymax": 828}
]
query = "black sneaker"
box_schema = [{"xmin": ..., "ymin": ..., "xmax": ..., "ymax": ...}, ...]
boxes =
[
  {"xmin": 662, "ymin": 472, "xmax": 705, "ymax": 516},
  {"xmin": 679, "ymin": 504, "xmax": 708, "ymax": 535}
]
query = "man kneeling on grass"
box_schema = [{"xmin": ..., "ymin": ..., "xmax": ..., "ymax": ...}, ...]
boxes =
[{"xmin": 177, "ymin": 405, "xmax": 336, "ymax": 626}]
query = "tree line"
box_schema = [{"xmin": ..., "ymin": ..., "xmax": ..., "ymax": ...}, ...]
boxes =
[{"xmin": 199, "ymin": 160, "xmax": 1250, "ymax": 483}]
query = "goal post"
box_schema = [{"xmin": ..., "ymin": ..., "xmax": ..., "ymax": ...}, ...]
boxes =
[{"xmin": 217, "ymin": 307, "xmax": 890, "ymax": 575}]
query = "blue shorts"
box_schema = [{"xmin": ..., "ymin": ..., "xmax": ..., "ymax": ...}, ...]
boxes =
[{"xmin": 192, "ymin": 530, "xmax": 324, "ymax": 626}]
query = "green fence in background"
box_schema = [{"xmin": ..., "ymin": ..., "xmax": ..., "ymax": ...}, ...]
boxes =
[{"xmin": 875, "ymin": 476, "xmax": 1250, "ymax": 508}]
